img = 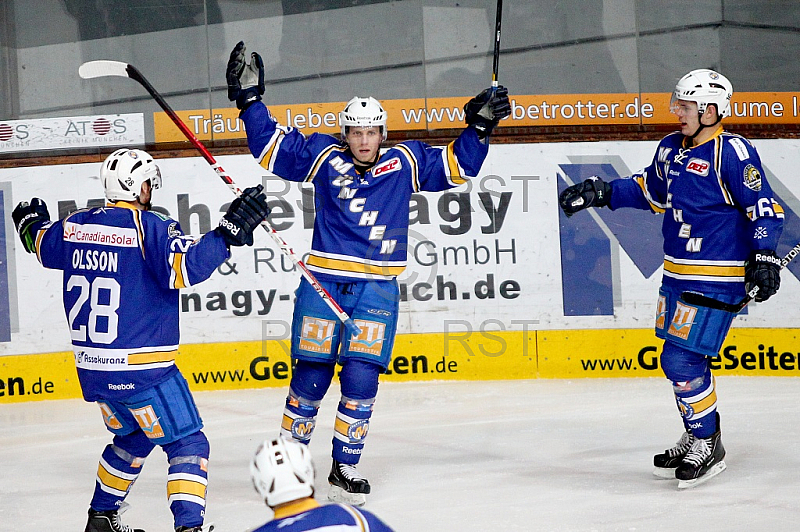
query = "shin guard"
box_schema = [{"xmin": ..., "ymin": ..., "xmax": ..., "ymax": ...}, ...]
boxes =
[
  {"xmin": 163, "ymin": 431, "xmax": 210, "ymax": 529},
  {"xmin": 332, "ymin": 395, "xmax": 374, "ymax": 464},
  {"xmin": 90, "ymin": 431, "xmax": 154, "ymax": 511},
  {"xmin": 281, "ymin": 388, "xmax": 321, "ymax": 444}
]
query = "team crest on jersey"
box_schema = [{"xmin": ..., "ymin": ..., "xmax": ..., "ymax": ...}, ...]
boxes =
[
  {"xmin": 373, "ymin": 157, "xmax": 402, "ymax": 177},
  {"xmin": 299, "ymin": 317, "xmax": 336, "ymax": 353},
  {"xmin": 98, "ymin": 402, "xmax": 123, "ymax": 430},
  {"xmin": 349, "ymin": 320, "xmax": 386, "ymax": 357},
  {"xmin": 667, "ymin": 301, "xmax": 697, "ymax": 341},
  {"xmin": 686, "ymin": 158, "xmax": 710, "ymax": 176},
  {"xmin": 131, "ymin": 405, "xmax": 165, "ymax": 439},
  {"xmin": 655, "ymin": 295, "xmax": 667, "ymax": 330},
  {"xmin": 743, "ymin": 164, "xmax": 762, "ymax": 191}
]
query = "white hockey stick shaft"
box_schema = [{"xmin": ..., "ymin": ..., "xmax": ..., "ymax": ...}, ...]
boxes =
[{"xmin": 79, "ymin": 60, "xmax": 361, "ymax": 336}]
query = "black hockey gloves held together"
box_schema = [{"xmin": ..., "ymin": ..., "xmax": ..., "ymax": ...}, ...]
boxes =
[
  {"xmin": 745, "ymin": 249, "xmax": 781, "ymax": 302},
  {"xmin": 12, "ymin": 198, "xmax": 50, "ymax": 254},
  {"xmin": 227, "ymin": 40, "xmax": 265, "ymax": 112},
  {"xmin": 559, "ymin": 176, "xmax": 612, "ymax": 217},
  {"xmin": 216, "ymin": 185, "xmax": 270, "ymax": 247},
  {"xmin": 464, "ymin": 86, "xmax": 511, "ymax": 139}
]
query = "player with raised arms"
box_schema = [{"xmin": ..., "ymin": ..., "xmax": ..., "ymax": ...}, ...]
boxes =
[
  {"xmin": 559, "ymin": 69, "xmax": 784, "ymax": 488},
  {"xmin": 12, "ymin": 148, "xmax": 270, "ymax": 531},
  {"xmin": 226, "ymin": 40, "xmax": 510, "ymax": 505}
]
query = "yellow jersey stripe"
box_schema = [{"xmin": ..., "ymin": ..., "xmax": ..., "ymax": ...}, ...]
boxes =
[
  {"xmin": 307, "ymin": 255, "xmax": 406, "ymax": 277},
  {"xmin": 307, "ymin": 145, "xmax": 346, "ymax": 183},
  {"xmin": 395, "ymin": 144, "xmax": 420, "ymax": 192},
  {"xmin": 445, "ymin": 140, "xmax": 466, "ymax": 185},
  {"xmin": 635, "ymin": 176, "xmax": 665, "ymax": 213},
  {"xmin": 664, "ymin": 260, "xmax": 743, "ymax": 278},
  {"xmin": 128, "ymin": 350, "xmax": 177, "ymax": 366},
  {"xmin": 258, "ymin": 130, "xmax": 284, "ymax": 173},
  {"xmin": 171, "ymin": 252, "xmax": 186, "ymax": 288}
]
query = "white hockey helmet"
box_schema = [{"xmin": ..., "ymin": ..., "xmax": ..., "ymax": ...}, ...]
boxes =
[
  {"xmin": 340, "ymin": 96, "xmax": 387, "ymax": 141},
  {"xmin": 250, "ymin": 437, "xmax": 315, "ymax": 508},
  {"xmin": 100, "ymin": 148, "xmax": 162, "ymax": 203},
  {"xmin": 670, "ymin": 69, "xmax": 733, "ymax": 118}
]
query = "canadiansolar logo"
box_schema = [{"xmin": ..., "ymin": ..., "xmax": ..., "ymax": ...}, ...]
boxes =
[{"xmin": 63, "ymin": 222, "xmax": 137, "ymax": 247}]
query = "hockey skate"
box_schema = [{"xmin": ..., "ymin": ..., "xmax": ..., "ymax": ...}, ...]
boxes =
[
  {"xmin": 84, "ymin": 503, "xmax": 144, "ymax": 532},
  {"xmin": 653, "ymin": 431, "xmax": 694, "ymax": 479},
  {"xmin": 675, "ymin": 428, "xmax": 726, "ymax": 489},
  {"xmin": 175, "ymin": 525, "xmax": 215, "ymax": 532},
  {"xmin": 328, "ymin": 460, "xmax": 371, "ymax": 507}
]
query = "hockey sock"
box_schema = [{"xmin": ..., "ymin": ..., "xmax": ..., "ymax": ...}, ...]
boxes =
[
  {"xmin": 163, "ymin": 431, "xmax": 209, "ymax": 529},
  {"xmin": 673, "ymin": 372, "xmax": 718, "ymax": 439},
  {"xmin": 90, "ymin": 431, "xmax": 154, "ymax": 511},
  {"xmin": 281, "ymin": 387, "xmax": 322, "ymax": 444},
  {"xmin": 332, "ymin": 395, "xmax": 374, "ymax": 464}
]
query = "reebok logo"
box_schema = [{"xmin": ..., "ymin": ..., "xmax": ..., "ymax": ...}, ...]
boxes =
[
  {"xmin": 755, "ymin": 253, "xmax": 781, "ymax": 265},
  {"xmin": 219, "ymin": 218, "xmax": 240, "ymax": 235}
]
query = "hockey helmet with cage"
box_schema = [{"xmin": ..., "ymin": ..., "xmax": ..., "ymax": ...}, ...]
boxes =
[
  {"xmin": 670, "ymin": 69, "xmax": 733, "ymax": 119},
  {"xmin": 340, "ymin": 96, "xmax": 387, "ymax": 141},
  {"xmin": 100, "ymin": 148, "xmax": 162, "ymax": 203},
  {"xmin": 250, "ymin": 437, "xmax": 315, "ymax": 508}
]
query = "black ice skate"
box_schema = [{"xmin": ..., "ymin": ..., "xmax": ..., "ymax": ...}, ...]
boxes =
[
  {"xmin": 175, "ymin": 525, "xmax": 215, "ymax": 532},
  {"xmin": 328, "ymin": 459, "xmax": 371, "ymax": 506},
  {"xmin": 675, "ymin": 428, "xmax": 726, "ymax": 489},
  {"xmin": 653, "ymin": 431, "xmax": 694, "ymax": 479},
  {"xmin": 84, "ymin": 503, "xmax": 144, "ymax": 532}
]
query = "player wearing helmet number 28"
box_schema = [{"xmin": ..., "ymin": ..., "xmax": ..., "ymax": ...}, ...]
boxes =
[
  {"xmin": 559, "ymin": 70, "xmax": 784, "ymax": 489},
  {"xmin": 12, "ymin": 149, "xmax": 269, "ymax": 532},
  {"xmin": 227, "ymin": 41, "xmax": 510, "ymax": 506}
]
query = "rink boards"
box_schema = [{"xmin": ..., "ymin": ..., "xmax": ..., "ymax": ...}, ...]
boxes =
[{"xmin": 3, "ymin": 327, "xmax": 800, "ymax": 402}]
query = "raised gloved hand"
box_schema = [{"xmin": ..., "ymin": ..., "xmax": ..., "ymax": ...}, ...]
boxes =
[
  {"xmin": 745, "ymin": 249, "xmax": 781, "ymax": 302},
  {"xmin": 464, "ymin": 85, "xmax": 511, "ymax": 139},
  {"xmin": 558, "ymin": 176, "xmax": 612, "ymax": 217},
  {"xmin": 12, "ymin": 198, "xmax": 50, "ymax": 253},
  {"xmin": 216, "ymin": 185, "xmax": 270, "ymax": 247},
  {"xmin": 227, "ymin": 40, "xmax": 265, "ymax": 111}
]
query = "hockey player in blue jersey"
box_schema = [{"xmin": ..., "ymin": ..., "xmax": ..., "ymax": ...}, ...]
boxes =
[
  {"xmin": 227, "ymin": 40, "xmax": 510, "ymax": 505},
  {"xmin": 12, "ymin": 148, "xmax": 270, "ymax": 532},
  {"xmin": 559, "ymin": 69, "xmax": 784, "ymax": 488},
  {"xmin": 248, "ymin": 437, "xmax": 395, "ymax": 531}
]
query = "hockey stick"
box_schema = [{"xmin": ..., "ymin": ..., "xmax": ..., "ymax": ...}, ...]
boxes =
[
  {"xmin": 681, "ymin": 242, "xmax": 800, "ymax": 313},
  {"xmin": 78, "ymin": 60, "xmax": 362, "ymax": 336},
  {"xmin": 491, "ymin": 0, "xmax": 503, "ymax": 89}
]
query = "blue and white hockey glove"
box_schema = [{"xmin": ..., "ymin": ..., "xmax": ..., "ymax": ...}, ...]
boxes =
[
  {"xmin": 745, "ymin": 249, "xmax": 781, "ymax": 302},
  {"xmin": 216, "ymin": 185, "xmax": 270, "ymax": 247},
  {"xmin": 12, "ymin": 198, "xmax": 50, "ymax": 253},
  {"xmin": 227, "ymin": 40, "xmax": 265, "ymax": 111},
  {"xmin": 559, "ymin": 176, "xmax": 611, "ymax": 217},
  {"xmin": 464, "ymin": 85, "xmax": 511, "ymax": 139}
]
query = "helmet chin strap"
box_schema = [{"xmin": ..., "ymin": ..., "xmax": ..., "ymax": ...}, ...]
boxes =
[{"xmin": 687, "ymin": 105, "xmax": 721, "ymax": 143}]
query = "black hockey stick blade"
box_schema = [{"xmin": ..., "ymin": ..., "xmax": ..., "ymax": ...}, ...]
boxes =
[{"xmin": 681, "ymin": 241, "xmax": 800, "ymax": 313}]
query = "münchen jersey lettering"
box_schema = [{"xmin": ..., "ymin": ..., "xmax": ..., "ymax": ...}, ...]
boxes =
[
  {"xmin": 241, "ymin": 103, "xmax": 488, "ymax": 281},
  {"xmin": 608, "ymin": 128, "xmax": 784, "ymax": 294}
]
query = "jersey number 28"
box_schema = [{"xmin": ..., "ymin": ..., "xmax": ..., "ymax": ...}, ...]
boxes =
[{"xmin": 66, "ymin": 275, "xmax": 120, "ymax": 344}]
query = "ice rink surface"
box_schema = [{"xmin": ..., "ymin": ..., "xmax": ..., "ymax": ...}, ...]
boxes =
[{"xmin": 2, "ymin": 377, "xmax": 799, "ymax": 532}]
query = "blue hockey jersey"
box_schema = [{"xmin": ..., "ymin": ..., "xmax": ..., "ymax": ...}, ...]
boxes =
[
  {"xmin": 251, "ymin": 499, "xmax": 394, "ymax": 532},
  {"xmin": 33, "ymin": 202, "xmax": 230, "ymax": 402},
  {"xmin": 240, "ymin": 102, "xmax": 489, "ymax": 281},
  {"xmin": 608, "ymin": 127, "xmax": 784, "ymax": 295}
]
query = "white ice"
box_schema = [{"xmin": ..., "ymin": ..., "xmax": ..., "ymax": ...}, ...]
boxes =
[{"xmin": 2, "ymin": 377, "xmax": 799, "ymax": 531}]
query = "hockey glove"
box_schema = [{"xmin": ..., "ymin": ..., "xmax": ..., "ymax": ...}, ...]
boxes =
[
  {"xmin": 12, "ymin": 198, "xmax": 50, "ymax": 253},
  {"xmin": 227, "ymin": 41, "xmax": 265, "ymax": 112},
  {"xmin": 216, "ymin": 185, "xmax": 270, "ymax": 247},
  {"xmin": 464, "ymin": 85, "xmax": 511, "ymax": 139},
  {"xmin": 745, "ymin": 249, "xmax": 781, "ymax": 302},
  {"xmin": 558, "ymin": 176, "xmax": 612, "ymax": 217}
]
